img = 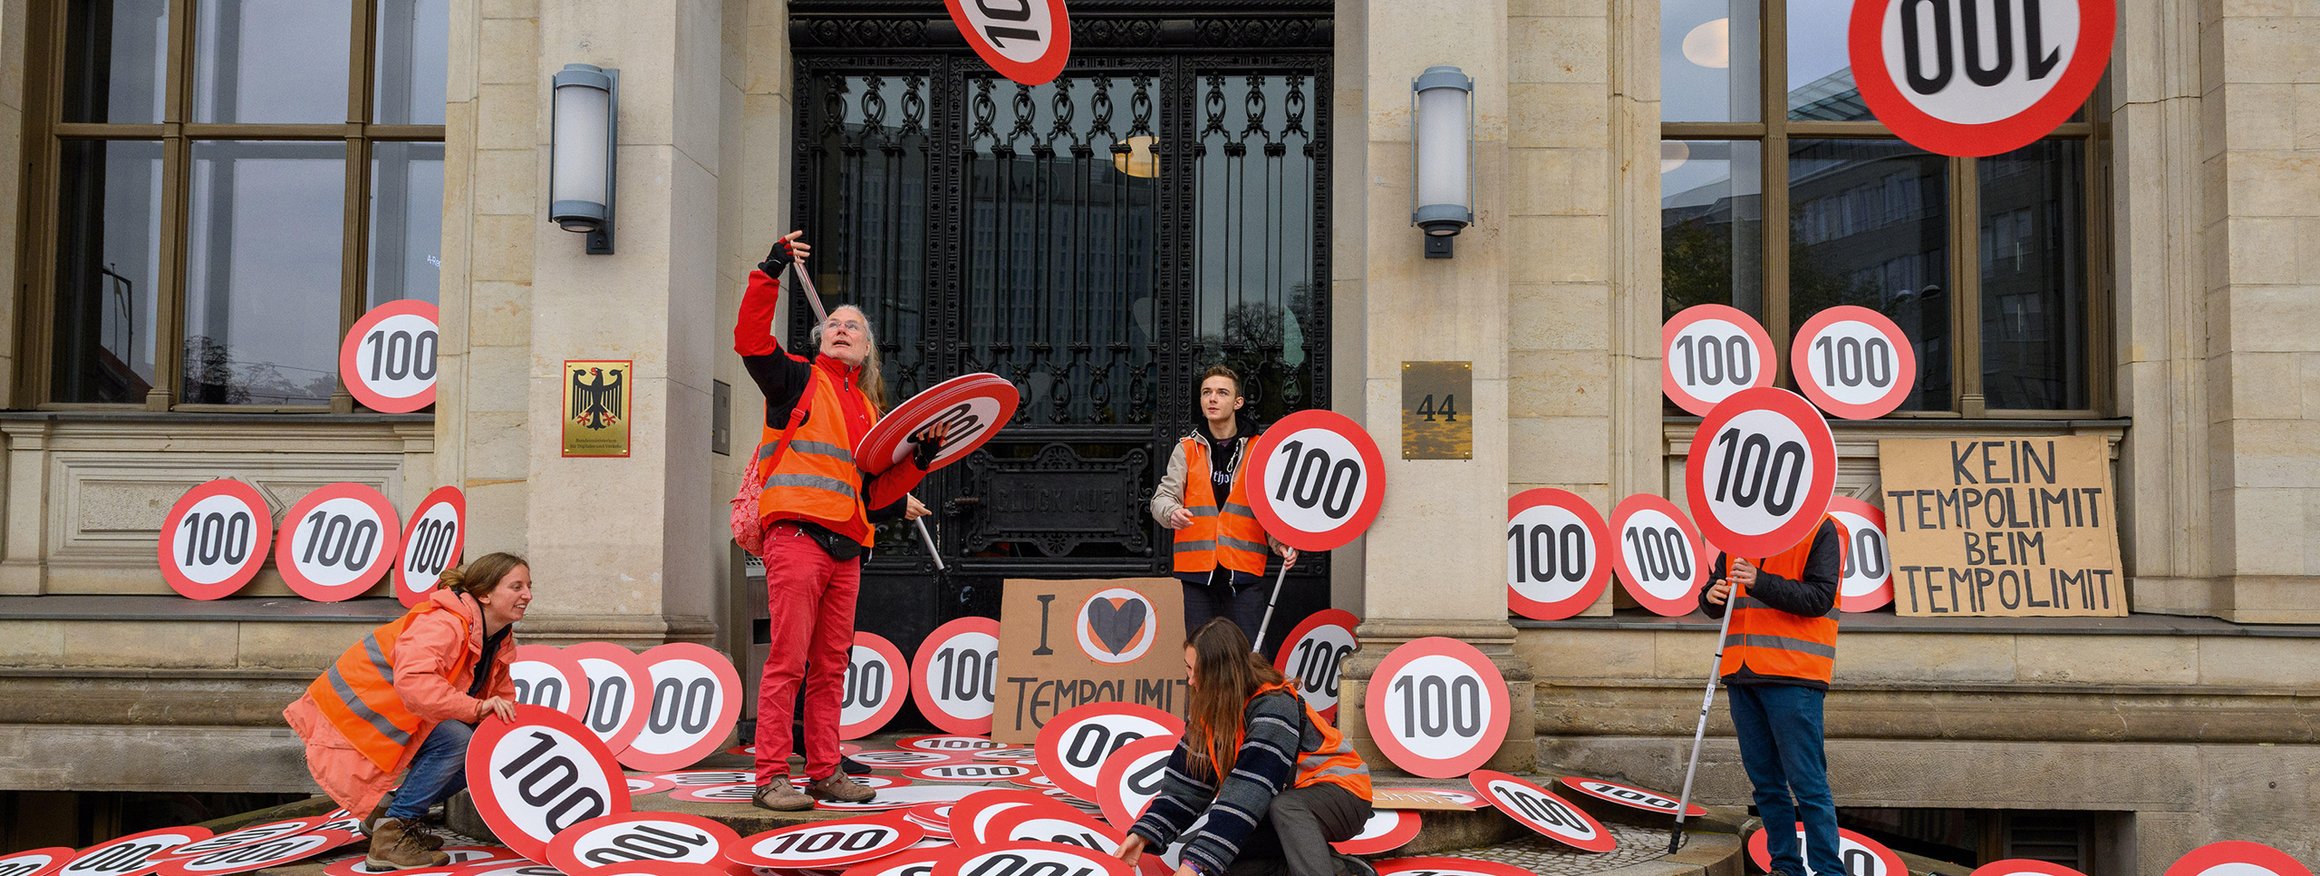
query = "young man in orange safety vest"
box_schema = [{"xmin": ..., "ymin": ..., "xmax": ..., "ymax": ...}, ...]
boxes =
[
  {"xmin": 1699, "ymin": 515, "xmax": 1847, "ymax": 876},
  {"xmin": 1151, "ymin": 365, "xmax": 1298, "ymax": 648}
]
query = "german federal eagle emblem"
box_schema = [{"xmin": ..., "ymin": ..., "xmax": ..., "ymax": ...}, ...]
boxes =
[{"xmin": 561, "ymin": 359, "xmax": 632, "ymax": 457}]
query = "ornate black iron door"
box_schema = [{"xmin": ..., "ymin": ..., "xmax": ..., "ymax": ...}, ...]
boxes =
[{"xmin": 789, "ymin": 2, "xmax": 1332, "ymax": 654}]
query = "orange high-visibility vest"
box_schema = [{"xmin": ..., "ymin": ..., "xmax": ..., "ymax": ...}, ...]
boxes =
[
  {"xmin": 1173, "ymin": 436, "xmax": 1270, "ymax": 578},
  {"xmin": 754, "ymin": 367, "xmax": 876, "ymax": 547},
  {"xmin": 304, "ymin": 601, "xmax": 470, "ymax": 772},
  {"xmin": 1719, "ymin": 516, "xmax": 1848, "ymax": 684},
  {"xmin": 1205, "ymin": 683, "xmax": 1372, "ymax": 801}
]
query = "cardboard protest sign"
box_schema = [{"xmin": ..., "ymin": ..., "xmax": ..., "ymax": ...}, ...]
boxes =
[
  {"xmin": 990, "ymin": 578, "xmax": 1186, "ymax": 744},
  {"xmin": 1879, "ymin": 436, "xmax": 2123, "ymax": 617}
]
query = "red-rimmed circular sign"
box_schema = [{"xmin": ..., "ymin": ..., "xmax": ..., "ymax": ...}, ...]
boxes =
[
  {"xmin": 1468, "ymin": 771, "xmax": 1615, "ymax": 854},
  {"xmin": 1972, "ymin": 862, "xmax": 2091, "ymax": 876},
  {"xmin": 545, "ymin": 812, "xmax": 740, "ymax": 875},
  {"xmin": 619, "ymin": 643, "xmax": 744, "ymax": 771},
  {"xmin": 274, "ymin": 483, "xmax": 400, "ymax": 602},
  {"xmin": 944, "ymin": 0, "xmax": 1073, "ymax": 87},
  {"xmin": 1372, "ymin": 858, "xmax": 1536, "ymax": 876},
  {"xmin": 1791, "ymin": 306, "xmax": 1918, "ymax": 420},
  {"xmin": 799, "ymin": 773, "xmax": 915, "ymax": 791},
  {"xmin": 339, "ymin": 299, "xmax": 442, "ymax": 413},
  {"xmin": 624, "ymin": 775, "xmax": 678, "ymax": 796},
  {"xmin": 1683, "ymin": 387, "xmax": 1837, "ymax": 559},
  {"xmin": 1246, "ymin": 409, "xmax": 1387, "ymax": 552},
  {"xmin": 657, "ymin": 770, "xmax": 755, "ymax": 786},
  {"xmin": 842, "ymin": 632, "xmax": 912, "ymax": 740},
  {"xmin": 148, "ymin": 833, "xmax": 353, "ymax": 876},
  {"xmin": 1747, "ymin": 824, "xmax": 1906, "ymax": 876},
  {"xmin": 1662, "ymin": 304, "xmax": 1776, "ymax": 416},
  {"xmin": 0, "ymin": 848, "xmax": 76, "ymax": 876},
  {"xmin": 2164, "ymin": 842, "xmax": 2314, "ymax": 876},
  {"xmin": 952, "ymin": 789, "xmax": 1056, "ymax": 846},
  {"xmin": 910, "ymin": 617, "xmax": 1002, "ymax": 736},
  {"xmin": 157, "ymin": 479, "xmax": 273, "ymax": 601},
  {"xmin": 550, "ymin": 864, "xmax": 726, "ymax": 876},
  {"xmin": 1273, "ymin": 609, "xmax": 1358, "ymax": 720},
  {"xmin": 902, "ymin": 762, "xmax": 1037, "ymax": 783},
  {"xmin": 1034, "ymin": 702, "xmax": 1185, "ymax": 803},
  {"xmin": 1363, "ymin": 638, "xmax": 1511, "ymax": 779},
  {"xmin": 1093, "ymin": 735, "xmax": 1174, "ymax": 832},
  {"xmin": 442, "ymin": 862, "xmax": 563, "ymax": 876},
  {"xmin": 732, "ymin": 815, "xmax": 923, "ymax": 870},
  {"xmin": 899, "ymin": 734, "xmax": 1010, "ymax": 754},
  {"xmin": 565, "ymin": 643, "xmax": 652, "ymax": 753},
  {"xmin": 1608, "ymin": 494, "xmax": 1708, "ymax": 617},
  {"xmin": 974, "ymin": 748, "xmax": 1040, "ymax": 762},
  {"xmin": 1827, "ymin": 496, "xmax": 1894, "ymax": 612},
  {"xmin": 1505, "ymin": 488, "xmax": 1612, "ymax": 620},
  {"xmin": 849, "ymin": 750, "xmax": 959, "ymax": 769},
  {"xmin": 813, "ymin": 783, "xmax": 979, "ymax": 814},
  {"xmin": 509, "ymin": 645, "xmax": 591, "ymax": 723},
  {"xmin": 394, "ymin": 486, "xmax": 466, "ymax": 607},
  {"xmin": 62, "ymin": 826, "xmax": 216, "ymax": 876},
  {"xmin": 465, "ymin": 705, "xmax": 632, "ymax": 863},
  {"xmin": 1556, "ymin": 776, "xmax": 1707, "ymax": 818},
  {"xmin": 320, "ymin": 846, "xmax": 516, "ymax": 876},
  {"xmin": 1848, "ymin": 0, "xmax": 2115, "ymax": 158},
  {"xmin": 856, "ymin": 373, "xmax": 1019, "ymax": 475},
  {"xmin": 954, "ymin": 843, "xmax": 1130, "ymax": 876},
  {"xmin": 666, "ymin": 784, "xmax": 756, "ymax": 804},
  {"xmin": 843, "ymin": 848, "xmax": 958, "ymax": 876},
  {"xmin": 985, "ymin": 803, "xmax": 1125, "ymax": 853},
  {"xmin": 1330, "ymin": 810, "xmax": 1421, "ymax": 856},
  {"xmin": 157, "ymin": 818, "xmax": 327, "ymax": 860},
  {"xmin": 1074, "ymin": 586, "xmax": 1159, "ymax": 665}
]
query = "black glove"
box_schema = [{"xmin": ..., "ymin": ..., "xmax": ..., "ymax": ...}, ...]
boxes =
[
  {"xmin": 912, "ymin": 428, "xmax": 949, "ymax": 469},
  {"xmin": 758, "ymin": 237, "xmax": 798, "ymax": 277}
]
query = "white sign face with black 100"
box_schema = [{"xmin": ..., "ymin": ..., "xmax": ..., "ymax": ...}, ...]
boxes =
[
  {"xmin": 148, "ymin": 833, "xmax": 350, "ymax": 876},
  {"xmin": 544, "ymin": 812, "xmax": 739, "ymax": 876},
  {"xmin": 0, "ymin": 848, "xmax": 73, "ymax": 876},
  {"xmin": 563, "ymin": 643, "xmax": 650, "ymax": 753},
  {"xmin": 275, "ymin": 483, "xmax": 401, "ymax": 602},
  {"xmin": 61, "ymin": 827, "xmax": 215, "ymax": 876},
  {"xmin": 1848, "ymin": 0, "xmax": 2115, "ymax": 158},
  {"xmin": 1363, "ymin": 638, "xmax": 1511, "ymax": 779},
  {"xmin": 841, "ymin": 632, "xmax": 910, "ymax": 740},
  {"xmin": 394, "ymin": 486, "xmax": 466, "ymax": 607},
  {"xmin": 1745, "ymin": 823, "xmax": 1908, "ymax": 876},
  {"xmin": 1033, "ymin": 702, "xmax": 1185, "ymax": 803},
  {"xmin": 1557, "ymin": 776, "xmax": 1707, "ymax": 817},
  {"xmin": 339, "ymin": 300, "xmax": 441, "ymax": 413},
  {"xmin": 855, "ymin": 374, "xmax": 1019, "ymax": 475},
  {"xmin": 1246, "ymin": 409, "xmax": 1387, "ymax": 553},
  {"xmin": 1272, "ymin": 609, "xmax": 1358, "ymax": 720},
  {"xmin": 509, "ymin": 645, "xmax": 591, "ymax": 723},
  {"xmin": 1662, "ymin": 304, "xmax": 1777, "ymax": 416},
  {"xmin": 1683, "ymin": 387, "xmax": 1837, "ymax": 559},
  {"xmin": 943, "ymin": 0, "xmax": 1073, "ymax": 87},
  {"xmin": 1791, "ymin": 306, "xmax": 1918, "ymax": 420},
  {"xmin": 732, "ymin": 816, "xmax": 922, "ymax": 870},
  {"xmin": 1608, "ymin": 494, "xmax": 1708, "ymax": 617},
  {"xmin": 1094, "ymin": 735, "xmax": 1175, "ymax": 831},
  {"xmin": 911, "ymin": 617, "xmax": 1001, "ymax": 736},
  {"xmin": 954, "ymin": 844, "xmax": 1130, "ymax": 876},
  {"xmin": 1468, "ymin": 771, "xmax": 1616, "ymax": 853},
  {"xmin": 619, "ymin": 643, "xmax": 743, "ymax": 771},
  {"xmin": 1505, "ymin": 489, "xmax": 1612, "ymax": 621},
  {"xmin": 1827, "ymin": 497, "xmax": 1894, "ymax": 613},
  {"xmin": 158, "ymin": 480, "xmax": 273, "ymax": 601},
  {"xmin": 158, "ymin": 818, "xmax": 326, "ymax": 860},
  {"xmin": 465, "ymin": 705, "xmax": 632, "ymax": 863}
]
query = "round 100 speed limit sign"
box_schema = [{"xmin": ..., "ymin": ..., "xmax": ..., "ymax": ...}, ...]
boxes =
[
  {"xmin": 275, "ymin": 483, "xmax": 401, "ymax": 602},
  {"xmin": 910, "ymin": 617, "xmax": 1000, "ymax": 737},
  {"xmin": 944, "ymin": 0, "xmax": 1072, "ymax": 87},
  {"xmin": 1849, "ymin": 0, "xmax": 2115, "ymax": 158},
  {"xmin": 1246, "ymin": 410, "xmax": 1386, "ymax": 553},
  {"xmin": 1608, "ymin": 494, "xmax": 1707, "ymax": 617},
  {"xmin": 466, "ymin": 705, "xmax": 633, "ymax": 864},
  {"xmin": 1469, "ymin": 771, "xmax": 1615, "ymax": 853},
  {"xmin": 841, "ymin": 632, "xmax": 910, "ymax": 740},
  {"xmin": 1791, "ymin": 306, "xmax": 1917, "ymax": 420},
  {"xmin": 339, "ymin": 300, "xmax": 441, "ymax": 413},
  {"xmin": 1363, "ymin": 637, "xmax": 1510, "ymax": 779},
  {"xmin": 618, "ymin": 643, "xmax": 743, "ymax": 771},
  {"xmin": 1505, "ymin": 489, "xmax": 1611, "ymax": 621},
  {"xmin": 395, "ymin": 486, "xmax": 465, "ymax": 607},
  {"xmin": 1684, "ymin": 388, "xmax": 1836, "ymax": 559},
  {"xmin": 1827, "ymin": 496, "xmax": 1894, "ymax": 612},
  {"xmin": 1272, "ymin": 609, "xmax": 1358, "ymax": 720},
  {"xmin": 158, "ymin": 479, "xmax": 273, "ymax": 601},
  {"xmin": 1662, "ymin": 304, "xmax": 1776, "ymax": 416}
]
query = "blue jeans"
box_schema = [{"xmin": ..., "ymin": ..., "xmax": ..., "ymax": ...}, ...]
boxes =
[
  {"xmin": 386, "ymin": 720, "xmax": 473, "ymax": 820},
  {"xmin": 1727, "ymin": 683, "xmax": 1839, "ymax": 876}
]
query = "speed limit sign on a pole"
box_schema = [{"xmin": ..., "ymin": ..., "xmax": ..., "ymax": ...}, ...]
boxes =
[
  {"xmin": 1683, "ymin": 388, "xmax": 1836, "ymax": 559},
  {"xmin": 1246, "ymin": 409, "xmax": 1387, "ymax": 552},
  {"xmin": 1662, "ymin": 304, "xmax": 1776, "ymax": 416},
  {"xmin": 339, "ymin": 299, "xmax": 441, "ymax": 413},
  {"xmin": 1504, "ymin": 489, "xmax": 1611, "ymax": 621},
  {"xmin": 464, "ymin": 705, "xmax": 632, "ymax": 864},
  {"xmin": 840, "ymin": 632, "xmax": 910, "ymax": 740},
  {"xmin": 1791, "ymin": 306, "xmax": 1917, "ymax": 420},
  {"xmin": 158, "ymin": 479, "xmax": 273, "ymax": 601},
  {"xmin": 1827, "ymin": 496, "xmax": 1894, "ymax": 612},
  {"xmin": 1607, "ymin": 494, "xmax": 1707, "ymax": 617},
  {"xmin": 395, "ymin": 486, "xmax": 466, "ymax": 607},
  {"xmin": 275, "ymin": 483, "xmax": 401, "ymax": 602},
  {"xmin": 1363, "ymin": 637, "xmax": 1510, "ymax": 779},
  {"xmin": 909, "ymin": 617, "xmax": 1000, "ymax": 737},
  {"xmin": 1849, "ymin": 0, "xmax": 2115, "ymax": 158}
]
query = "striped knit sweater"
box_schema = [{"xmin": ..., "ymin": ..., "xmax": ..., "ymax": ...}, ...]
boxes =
[{"xmin": 1129, "ymin": 690, "xmax": 1351, "ymax": 875}]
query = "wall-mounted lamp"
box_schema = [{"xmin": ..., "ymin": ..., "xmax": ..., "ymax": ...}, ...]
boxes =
[
  {"xmin": 550, "ymin": 63, "xmax": 618, "ymax": 255},
  {"xmin": 1411, "ymin": 65, "xmax": 1474, "ymax": 259}
]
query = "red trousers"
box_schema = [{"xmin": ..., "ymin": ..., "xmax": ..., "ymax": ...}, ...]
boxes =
[{"xmin": 753, "ymin": 523, "xmax": 860, "ymax": 784}]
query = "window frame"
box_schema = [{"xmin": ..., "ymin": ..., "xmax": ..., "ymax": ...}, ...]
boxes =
[
  {"xmin": 15, "ymin": 0, "xmax": 447, "ymax": 413},
  {"xmin": 1660, "ymin": 0, "xmax": 2112, "ymax": 419}
]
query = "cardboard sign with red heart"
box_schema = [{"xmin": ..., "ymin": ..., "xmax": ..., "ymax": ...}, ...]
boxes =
[{"xmin": 990, "ymin": 578, "xmax": 1187, "ymax": 744}]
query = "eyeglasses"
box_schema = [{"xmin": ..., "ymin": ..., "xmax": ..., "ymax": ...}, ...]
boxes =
[{"xmin": 822, "ymin": 318, "xmax": 866, "ymax": 333}]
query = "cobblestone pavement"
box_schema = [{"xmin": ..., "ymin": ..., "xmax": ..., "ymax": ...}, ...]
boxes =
[{"xmin": 1411, "ymin": 824, "xmax": 1679, "ymax": 873}]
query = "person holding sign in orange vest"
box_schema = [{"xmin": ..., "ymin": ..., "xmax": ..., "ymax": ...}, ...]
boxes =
[
  {"xmin": 283, "ymin": 553, "xmax": 530, "ymax": 871},
  {"xmin": 1116, "ymin": 619, "xmax": 1375, "ymax": 876},
  {"xmin": 1152, "ymin": 366, "xmax": 1298, "ymax": 646},
  {"xmin": 734, "ymin": 231, "xmax": 943, "ymax": 811},
  {"xmin": 1700, "ymin": 517, "xmax": 1846, "ymax": 876}
]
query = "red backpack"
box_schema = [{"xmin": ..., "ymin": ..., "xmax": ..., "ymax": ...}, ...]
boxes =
[{"xmin": 729, "ymin": 407, "xmax": 807, "ymax": 557}]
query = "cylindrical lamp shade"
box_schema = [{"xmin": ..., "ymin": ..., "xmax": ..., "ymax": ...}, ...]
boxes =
[
  {"xmin": 1412, "ymin": 65, "xmax": 1474, "ymax": 236},
  {"xmin": 550, "ymin": 64, "xmax": 613, "ymax": 232}
]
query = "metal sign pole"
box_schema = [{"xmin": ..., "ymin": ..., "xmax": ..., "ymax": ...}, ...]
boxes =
[{"xmin": 1668, "ymin": 597, "xmax": 1737, "ymax": 854}]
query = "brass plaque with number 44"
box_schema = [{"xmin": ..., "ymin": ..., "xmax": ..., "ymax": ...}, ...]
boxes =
[{"xmin": 1401, "ymin": 361, "xmax": 1471, "ymax": 460}]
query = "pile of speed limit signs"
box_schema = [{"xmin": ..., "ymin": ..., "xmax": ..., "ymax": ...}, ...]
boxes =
[
  {"xmin": 156, "ymin": 478, "xmax": 468, "ymax": 607},
  {"xmin": 1509, "ymin": 303, "xmax": 1917, "ymax": 623}
]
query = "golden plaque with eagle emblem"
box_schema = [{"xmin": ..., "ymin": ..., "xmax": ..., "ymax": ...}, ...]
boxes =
[{"xmin": 561, "ymin": 359, "xmax": 632, "ymax": 457}]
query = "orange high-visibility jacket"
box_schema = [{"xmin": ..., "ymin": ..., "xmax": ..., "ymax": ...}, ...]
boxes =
[
  {"xmin": 283, "ymin": 589, "xmax": 514, "ymax": 818},
  {"xmin": 1718, "ymin": 516, "xmax": 1848, "ymax": 685},
  {"xmin": 755, "ymin": 366, "xmax": 880, "ymax": 547},
  {"xmin": 1208, "ymin": 682, "xmax": 1373, "ymax": 802},
  {"xmin": 1173, "ymin": 436, "xmax": 1271, "ymax": 578}
]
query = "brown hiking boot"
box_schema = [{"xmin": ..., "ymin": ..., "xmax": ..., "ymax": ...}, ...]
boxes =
[
  {"xmin": 753, "ymin": 780, "xmax": 813, "ymax": 811},
  {"xmin": 805, "ymin": 773, "xmax": 875, "ymax": 804},
  {"xmin": 364, "ymin": 818, "xmax": 450, "ymax": 870},
  {"xmin": 406, "ymin": 822, "xmax": 445, "ymax": 851}
]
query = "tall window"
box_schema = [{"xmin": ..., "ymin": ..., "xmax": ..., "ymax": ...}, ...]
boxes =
[
  {"xmin": 28, "ymin": 0, "xmax": 447, "ymax": 408},
  {"xmin": 1659, "ymin": 0, "xmax": 2101, "ymax": 415}
]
